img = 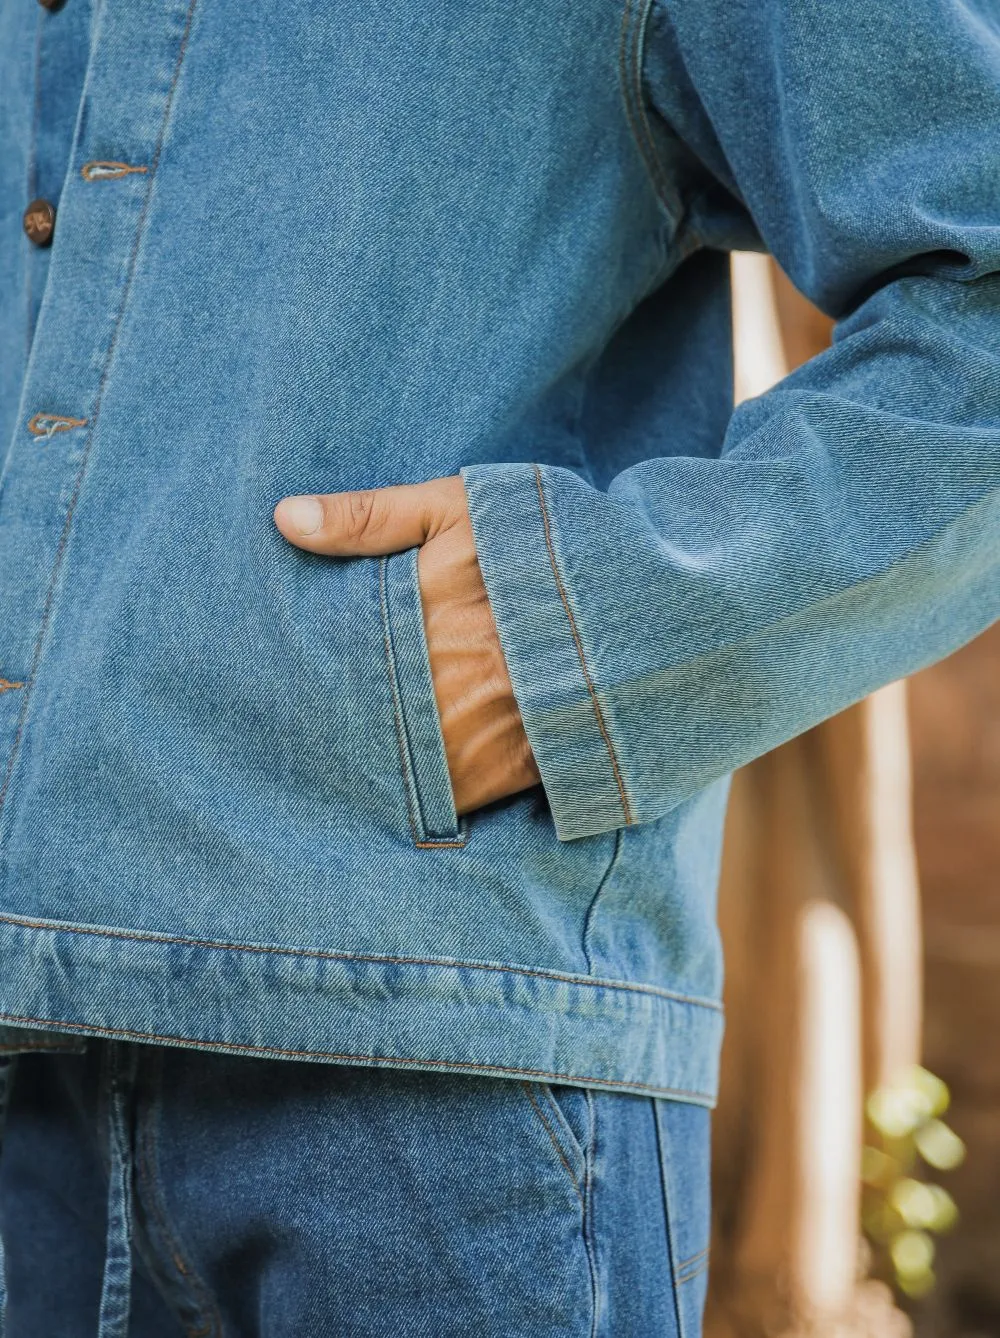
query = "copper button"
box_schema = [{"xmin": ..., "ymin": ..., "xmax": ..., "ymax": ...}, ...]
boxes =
[{"xmin": 23, "ymin": 198, "xmax": 56, "ymax": 247}]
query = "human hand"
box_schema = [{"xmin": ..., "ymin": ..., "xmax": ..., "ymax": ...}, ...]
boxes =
[{"xmin": 273, "ymin": 477, "xmax": 540, "ymax": 816}]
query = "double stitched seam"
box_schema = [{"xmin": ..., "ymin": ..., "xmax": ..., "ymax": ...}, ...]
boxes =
[
  {"xmin": 533, "ymin": 465, "xmax": 633, "ymax": 826},
  {"xmin": 378, "ymin": 557, "xmax": 467, "ymax": 851},
  {"xmin": 0, "ymin": 0, "xmax": 201, "ymax": 830},
  {"xmin": 379, "ymin": 556, "xmax": 422, "ymax": 845},
  {"xmin": 539, "ymin": 1083, "xmax": 581, "ymax": 1156},
  {"xmin": 675, "ymin": 1244, "xmax": 710, "ymax": 1284},
  {"xmin": 25, "ymin": 15, "xmax": 43, "ymax": 362},
  {"xmin": 522, "ymin": 1082, "xmax": 583, "ymax": 1207},
  {"xmin": 0, "ymin": 910, "xmax": 721, "ymax": 1010},
  {"xmin": 653, "ymin": 1100, "xmax": 689, "ymax": 1338},
  {"xmin": 617, "ymin": 0, "xmax": 681, "ymax": 221},
  {"xmin": 135, "ymin": 1052, "xmax": 222, "ymax": 1338},
  {"xmin": 676, "ymin": 1258, "xmax": 710, "ymax": 1286},
  {"xmin": 675, "ymin": 1244, "xmax": 709, "ymax": 1272},
  {"xmin": 0, "ymin": 1009, "xmax": 714, "ymax": 1101},
  {"xmin": 583, "ymin": 1091, "xmax": 601, "ymax": 1338}
]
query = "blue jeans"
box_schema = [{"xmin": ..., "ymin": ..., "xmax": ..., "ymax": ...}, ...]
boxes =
[{"xmin": 0, "ymin": 1044, "xmax": 710, "ymax": 1337}]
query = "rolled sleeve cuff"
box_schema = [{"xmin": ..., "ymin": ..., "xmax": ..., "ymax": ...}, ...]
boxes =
[{"xmin": 460, "ymin": 461, "xmax": 634, "ymax": 841}]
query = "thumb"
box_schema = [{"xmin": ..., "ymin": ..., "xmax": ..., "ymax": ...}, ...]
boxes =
[{"xmin": 273, "ymin": 477, "xmax": 464, "ymax": 556}]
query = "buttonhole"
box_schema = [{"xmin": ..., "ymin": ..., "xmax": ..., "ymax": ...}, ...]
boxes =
[
  {"xmin": 27, "ymin": 413, "xmax": 88, "ymax": 439},
  {"xmin": 80, "ymin": 161, "xmax": 149, "ymax": 181}
]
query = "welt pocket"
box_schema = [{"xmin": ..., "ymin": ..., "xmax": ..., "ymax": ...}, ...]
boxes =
[{"xmin": 379, "ymin": 548, "xmax": 466, "ymax": 848}]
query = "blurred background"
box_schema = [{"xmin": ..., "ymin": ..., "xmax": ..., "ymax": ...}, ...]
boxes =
[{"xmin": 706, "ymin": 256, "xmax": 1000, "ymax": 1338}]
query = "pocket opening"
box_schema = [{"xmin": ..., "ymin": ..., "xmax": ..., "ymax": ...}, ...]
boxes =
[
  {"xmin": 522, "ymin": 1081, "xmax": 588, "ymax": 1205},
  {"xmin": 379, "ymin": 549, "xmax": 466, "ymax": 847}
]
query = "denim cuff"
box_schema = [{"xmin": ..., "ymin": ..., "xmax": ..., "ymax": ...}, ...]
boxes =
[{"xmin": 460, "ymin": 461, "xmax": 633, "ymax": 841}]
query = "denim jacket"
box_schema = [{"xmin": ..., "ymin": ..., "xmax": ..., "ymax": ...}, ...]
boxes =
[{"xmin": 0, "ymin": 0, "xmax": 997, "ymax": 1103}]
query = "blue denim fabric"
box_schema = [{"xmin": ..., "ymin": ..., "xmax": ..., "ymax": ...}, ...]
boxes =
[
  {"xmin": 0, "ymin": 1044, "xmax": 711, "ymax": 1337},
  {"xmin": 0, "ymin": 0, "xmax": 997, "ymax": 1102}
]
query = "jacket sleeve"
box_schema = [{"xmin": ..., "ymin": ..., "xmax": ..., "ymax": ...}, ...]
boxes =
[{"xmin": 460, "ymin": 0, "xmax": 1000, "ymax": 841}]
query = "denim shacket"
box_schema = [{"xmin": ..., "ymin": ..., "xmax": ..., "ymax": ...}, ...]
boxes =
[{"xmin": 0, "ymin": 0, "xmax": 997, "ymax": 1105}]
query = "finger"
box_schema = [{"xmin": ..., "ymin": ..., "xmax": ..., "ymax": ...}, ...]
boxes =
[{"xmin": 273, "ymin": 478, "xmax": 461, "ymax": 556}]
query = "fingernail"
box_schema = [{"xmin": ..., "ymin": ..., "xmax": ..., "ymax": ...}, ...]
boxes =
[{"xmin": 278, "ymin": 495, "xmax": 324, "ymax": 536}]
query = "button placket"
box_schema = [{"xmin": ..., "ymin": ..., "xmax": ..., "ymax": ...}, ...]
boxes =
[
  {"xmin": 24, "ymin": 160, "xmax": 151, "ymax": 435},
  {"xmin": 0, "ymin": 0, "xmax": 203, "ymax": 826}
]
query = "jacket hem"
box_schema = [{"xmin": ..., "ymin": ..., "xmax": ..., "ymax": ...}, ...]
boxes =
[{"xmin": 0, "ymin": 912, "xmax": 723, "ymax": 1104}]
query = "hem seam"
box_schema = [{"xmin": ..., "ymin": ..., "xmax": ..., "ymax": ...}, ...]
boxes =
[
  {"xmin": 0, "ymin": 1009, "xmax": 714, "ymax": 1101},
  {"xmin": 0, "ymin": 911, "xmax": 720, "ymax": 1012}
]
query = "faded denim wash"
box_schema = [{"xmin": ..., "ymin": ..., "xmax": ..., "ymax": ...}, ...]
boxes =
[
  {"xmin": 0, "ymin": 1042, "xmax": 711, "ymax": 1337},
  {"xmin": 0, "ymin": 0, "xmax": 998, "ymax": 1102}
]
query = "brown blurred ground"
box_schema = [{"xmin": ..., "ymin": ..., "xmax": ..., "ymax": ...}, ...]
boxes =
[{"xmin": 909, "ymin": 621, "xmax": 1000, "ymax": 1338}]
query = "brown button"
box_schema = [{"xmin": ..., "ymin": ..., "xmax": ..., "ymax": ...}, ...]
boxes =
[
  {"xmin": 23, "ymin": 198, "xmax": 56, "ymax": 247},
  {"xmin": 37, "ymin": 0, "xmax": 65, "ymax": 10}
]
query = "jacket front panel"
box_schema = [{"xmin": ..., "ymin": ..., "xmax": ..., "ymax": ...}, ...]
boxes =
[
  {"xmin": 0, "ymin": 0, "xmax": 725, "ymax": 1098},
  {"xmin": 2, "ymin": 0, "xmax": 998, "ymax": 1100}
]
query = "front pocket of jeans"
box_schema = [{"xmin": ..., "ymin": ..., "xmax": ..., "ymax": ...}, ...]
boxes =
[
  {"xmin": 521, "ymin": 1081, "xmax": 588, "ymax": 1206},
  {"xmin": 379, "ymin": 547, "xmax": 465, "ymax": 847}
]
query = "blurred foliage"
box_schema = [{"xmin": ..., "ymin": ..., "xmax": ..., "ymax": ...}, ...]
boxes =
[{"xmin": 862, "ymin": 1065, "xmax": 965, "ymax": 1299}]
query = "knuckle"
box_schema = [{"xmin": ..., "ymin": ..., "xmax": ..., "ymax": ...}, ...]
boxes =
[
  {"xmin": 341, "ymin": 489, "xmax": 385, "ymax": 542},
  {"xmin": 345, "ymin": 489, "xmax": 388, "ymax": 540}
]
